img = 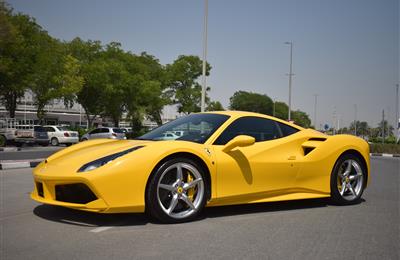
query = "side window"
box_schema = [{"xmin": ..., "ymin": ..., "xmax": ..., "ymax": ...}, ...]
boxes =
[
  {"xmin": 277, "ymin": 122, "xmax": 299, "ymax": 137},
  {"xmin": 90, "ymin": 129, "xmax": 100, "ymax": 135},
  {"xmin": 101, "ymin": 128, "xmax": 110, "ymax": 133},
  {"xmin": 44, "ymin": 127, "xmax": 55, "ymax": 132},
  {"xmin": 213, "ymin": 116, "xmax": 282, "ymax": 145}
]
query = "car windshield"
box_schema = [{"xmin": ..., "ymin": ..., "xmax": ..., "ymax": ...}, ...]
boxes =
[{"xmin": 137, "ymin": 113, "xmax": 230, "ymax": 143}]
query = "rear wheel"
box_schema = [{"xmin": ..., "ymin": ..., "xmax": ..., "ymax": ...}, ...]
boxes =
[
  {"xmin": 146, "ymin": 158, "xmax": 207, "ymax": 223},
  {"xmin": 51, "ymin": 137, "xmax": 59, "ymax": 146},
  {"xmin": 330, "ymin": 154, "xmax": 366, "ymax": 205}
]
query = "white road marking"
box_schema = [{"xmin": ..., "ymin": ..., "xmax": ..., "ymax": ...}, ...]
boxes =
[{"xmin": 90, "ymin": 226, "xmax": 114, "ymax": 233}]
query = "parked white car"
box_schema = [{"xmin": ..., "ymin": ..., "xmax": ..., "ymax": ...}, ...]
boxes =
[
  {"xmin": 81, "ymin": 127, "xmax": 126, "ymax": 141},
  {"xmin": 44, "ymin": 125, "xmax": 79, "ymax": 146}
]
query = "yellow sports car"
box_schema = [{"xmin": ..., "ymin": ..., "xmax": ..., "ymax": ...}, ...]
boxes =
[{"xmin": 31, "ymin": 111, "xmax": 370, "ymax": 223}]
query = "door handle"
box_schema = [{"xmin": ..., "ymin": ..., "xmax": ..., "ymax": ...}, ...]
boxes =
[{"xmin": 288, "ymin": 155, "xmax": 296, "ymax": 160}]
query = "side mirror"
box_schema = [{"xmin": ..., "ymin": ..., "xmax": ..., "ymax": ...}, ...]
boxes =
[{"xmin": 223, "ymin": 135, "xmax": 255, "ymax": 152}]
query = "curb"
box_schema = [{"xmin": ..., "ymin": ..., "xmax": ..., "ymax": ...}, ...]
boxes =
[
  {"xmin": 370, "ymin": 153, "xmax": 400, "ymax": 158},
  {"xmin": 0, "ymin": 147, "xmax": 22, "ymax": 152},
  {"xmin": 0, "ymin": 159, "xmax": 43, "ymax": 170}
]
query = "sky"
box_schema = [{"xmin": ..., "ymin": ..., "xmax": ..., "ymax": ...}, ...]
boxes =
[{"xmin": 7, "ymin": 0, "xmax": 399, "ymax": 128}]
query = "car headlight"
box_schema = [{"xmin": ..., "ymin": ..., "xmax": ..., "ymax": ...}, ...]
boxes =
[{"xmin": 78, "ymin": 146, "xmax": 144, "ymax": 172}]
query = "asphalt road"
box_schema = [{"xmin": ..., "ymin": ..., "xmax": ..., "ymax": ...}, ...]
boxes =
[{"xmin": 0, "ymin": 157, "xmax": 398, "ymax": 260}]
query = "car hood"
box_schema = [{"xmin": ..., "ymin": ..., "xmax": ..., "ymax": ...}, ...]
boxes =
[{"xmin": 45, "ymin": 139, "xmax": 152, "ymax": 168}]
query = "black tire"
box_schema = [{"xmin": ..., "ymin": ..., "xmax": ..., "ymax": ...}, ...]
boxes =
[
  {"xmin": 40, "ymin": 142, "xmax": 49, "ymax": 147},
  {"xmin": 330, "ymin": 154, "xmax": 366, "ymax": 205},
  {"xmin": 81, "ymin": 138, "xmax": 88, "ymax": 142},
  {"xmin": 51, "ymin": 137, "xmax": 59, "ymax": 146},
  {"xmin": 146, "ymin": 157, "xmax": 207, "ymax": 223}
]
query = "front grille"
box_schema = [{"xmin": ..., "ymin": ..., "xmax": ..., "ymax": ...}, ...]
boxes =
[
  {"xmin": 36, "ymin": 182, "xmax": 44, "ymax": 197},
  {"xmin": 55, "ymin": 183, "xmax": 97, "ymax": 204}
]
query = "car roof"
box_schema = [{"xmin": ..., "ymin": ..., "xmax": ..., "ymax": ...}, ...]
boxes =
[{"xmin": 201, "ymin": 110, "xmax": 304, "ymax": 130}]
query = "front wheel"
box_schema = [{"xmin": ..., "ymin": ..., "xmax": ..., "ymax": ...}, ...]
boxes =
[
  {"xmin": 146, "ymin": 158, "xmax": 207, "ymax": 223},
  {"xmin": 330, "ymin": 154, "xmax": 366, "ymax": 205}
]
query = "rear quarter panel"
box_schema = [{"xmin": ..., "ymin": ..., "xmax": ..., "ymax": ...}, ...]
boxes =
[{"xmin": 296, "ymin": 134, "xmax": 370, "ymax": 193}]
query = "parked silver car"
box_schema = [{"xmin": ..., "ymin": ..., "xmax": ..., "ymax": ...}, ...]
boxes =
[{"xmin": 81, "ymin": 127, "xmax": 126, "ymax": 141}]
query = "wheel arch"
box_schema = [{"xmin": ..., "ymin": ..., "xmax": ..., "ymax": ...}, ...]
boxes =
[{"xmin": 145, "ymin": 152, "xmax": 212, "ymax": 202}]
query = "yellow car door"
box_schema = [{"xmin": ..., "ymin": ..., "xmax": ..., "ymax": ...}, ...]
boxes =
[{"xmin": 211, "ymin": 116, "xmax": 302, "ymax": 203}]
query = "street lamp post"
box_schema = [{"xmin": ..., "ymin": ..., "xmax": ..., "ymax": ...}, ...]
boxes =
[
  {"xmin": 354, "ymin": 104, "xmax": 357, "ymax": 136},
  {"xmin": 284, "ymin": 42, "xmax": 294, "ymax": 121},
  {"xmin": 382, "ymin": 109, "xmax": 385, "ymax": 144},
  {"xmin": 200, "ymin": 0, "xmax": 208, "ymax": 112},
  {"xmin": 313, "ymin": 94, "xmax": 318, "ymax": 129},
  {"xmin": 396, "ymin": 84, "xmax": 399, "ymax": 142},
  {"xmin": 273, "ymin": 99, "xmax": 276, "ymax": 117}
]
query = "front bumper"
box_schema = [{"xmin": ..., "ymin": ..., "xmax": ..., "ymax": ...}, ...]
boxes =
[
  {"xmin": 31, "ymin": 160, "xmax": 147, "ymax": 213},
  {"xmin": 31, "ymin": 174, "xmax": 109, "ymax": 212}
]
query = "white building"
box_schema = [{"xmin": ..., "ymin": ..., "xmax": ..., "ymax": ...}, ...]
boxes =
[{"xmin": 0, "ymin": 91, "xmax": 178, "ymax": 128}]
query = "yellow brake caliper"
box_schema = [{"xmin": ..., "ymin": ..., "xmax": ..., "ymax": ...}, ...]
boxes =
[{"xmin": 187, "ymin": 174, "xmax": 194, "ymax": 201}]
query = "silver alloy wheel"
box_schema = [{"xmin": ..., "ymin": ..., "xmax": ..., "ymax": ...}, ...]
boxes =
[
  {"xmin": 337, "ymin": 159, "xmax": 364, "ymax": 201},
  {"xmin": 157, "ymin": 162, "xmax": 204, "ymax": 219}
]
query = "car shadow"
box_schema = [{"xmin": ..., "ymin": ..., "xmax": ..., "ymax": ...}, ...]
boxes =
[
  {"xmin": 33, "ymin": 198, "xmax": 365, "ymax": 227},
  {"xmin": 33, "ymin": 205, "xmax": 149, "ymax": 227}
]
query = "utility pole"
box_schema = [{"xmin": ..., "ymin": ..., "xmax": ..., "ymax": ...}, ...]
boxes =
[
  {"xmin": 354, "ymin": 104, "xmax": 357, "ymax": 136},
  {"xmin": 333, "ymin": 106, "xmax": 337, "ymax": 135},
  {"xmin": 313, "ymin": 94, "xmax": 318, "ymax": 129},
  {"xmin": 273, "ymin": 99, "xmax": 276, "ymax": 117},
  {"xmin": 285, "ymin": 41, "xmax": 294, "ymax": 121},
  {"xmin": 396, "ymin": 84, "xmax": 399, "ymax": 142},
  {"xmin": 382, "ymin": 109, "xmax": 385, "ymax": 144},
  {"xmin": 200, "ymin": 0, "xmax": 208, "ymax": 112}
]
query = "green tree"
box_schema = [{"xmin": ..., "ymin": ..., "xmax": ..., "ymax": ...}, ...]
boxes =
[
  {"xmin": 123, "ymin": 52, "xmax": 167, "ymax": 128},
  {"xmin": 229, "ymin": 91, "xmax": 273, "ymax": 115},
  {"xmin": 30, "ymin": 36, "xmax": 83, "ymax": 122},
  {"xmin": 274, "ymin": 101, "xmax": 288, "ymax": 120},
  {"xmin": 377, "ymin": 120, "xmax": 394, "ymax": 137},
  {"xmin": 68, "ymin": 38, "xmax": 105, "ymax": 127},
  {"xmin": 207, "ymin": 101, "xmax": 224, "ymax": 111},
  {"xmin": 166, "ymin": 55, "xmax": 211, "ymax": 114},
  {"xmin": 349, "ymin": 121, "xmax": 370, "ymax": 138},
  {"xmin": 0, "ymin": 6, "xmax": 43, "ymax": 118},
  {"xmin": 291, "ymin": 110, "xmax": 311, "ymax": 128}
]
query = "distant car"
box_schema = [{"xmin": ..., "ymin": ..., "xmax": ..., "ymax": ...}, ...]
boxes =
[
  {"xmin": 15, "ymin": 125, "xmax": 49, "ymax": 147},
  {"xmin": 44, "ymin": 126, "xmax": 79, "ymax": 146},
  {"xmin": 81, "ymin": 127, "xmax": 126, "ymax": 141},
  {"xmin": 154, "ymin": 131, "xmax": 179, "ymax": 140}
]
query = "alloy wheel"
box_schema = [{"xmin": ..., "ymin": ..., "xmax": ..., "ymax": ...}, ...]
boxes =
[
  {"xmin": 337, "ymin": 159, "xmax": 364, "ymax": 201},
  {"xmin": 156, "ymin": 162, "xmax": 204, "ymax": 219}
]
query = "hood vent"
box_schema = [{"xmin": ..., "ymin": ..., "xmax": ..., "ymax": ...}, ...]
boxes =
[{"xmin": 308, "ymin": 137, "xmax": 327, "ymax": 142}]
